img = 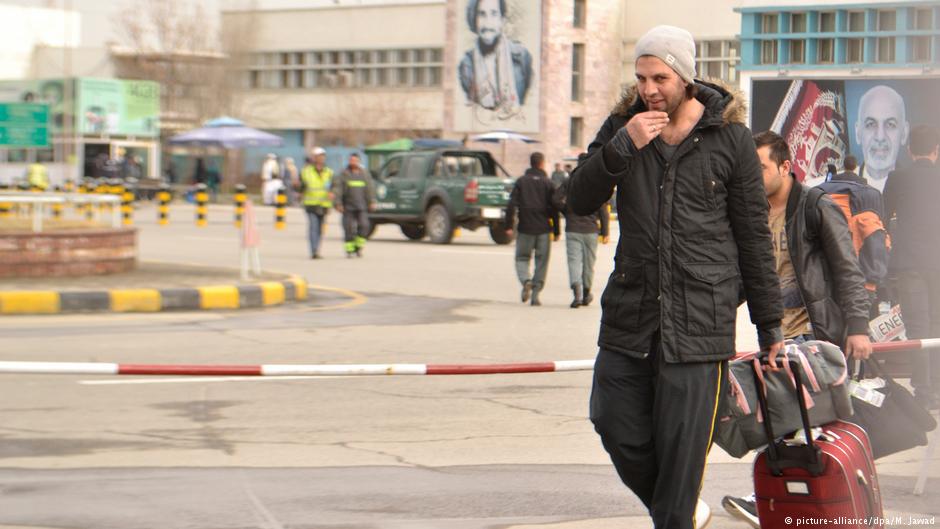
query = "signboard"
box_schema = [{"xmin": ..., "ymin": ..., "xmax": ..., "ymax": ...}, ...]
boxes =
[
  {"xmin": 0, "ymin": 78, "xmax": 160, "ymax": 139},
  {"xmin": 78, "ymin": 78, "xmax": 159, "ymax": 137},
  {"xmin": 751, "ymin": 78, "xmax": 940, "ymax": 192},
  {"xmin": 0, "ymin": 102, "xmax": 49, "ymax": 147}
]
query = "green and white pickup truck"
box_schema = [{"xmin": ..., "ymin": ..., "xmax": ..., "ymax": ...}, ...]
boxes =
[{"xmin": 368, "ymin": 149, "xmax": 515, "ymax": 245}]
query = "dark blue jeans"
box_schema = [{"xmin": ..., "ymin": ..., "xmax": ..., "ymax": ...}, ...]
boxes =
[{"xmin": 306, "ymin": 210, "xmax": 324, "ymax": 257}]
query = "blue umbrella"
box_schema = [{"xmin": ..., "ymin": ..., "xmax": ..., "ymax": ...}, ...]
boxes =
[{"xmin": 169, "ymin": 116, "xmax": 284, "ymax": 149}]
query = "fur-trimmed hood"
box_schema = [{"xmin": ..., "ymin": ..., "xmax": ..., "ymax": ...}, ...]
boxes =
[{"xmin": 611, "ymin": 79, "xmax": 747, "ymax": 127}]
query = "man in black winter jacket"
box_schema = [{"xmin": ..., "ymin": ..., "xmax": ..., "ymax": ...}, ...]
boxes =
[
  {"xmin": 568, "ymin": 25, "xmax": 784, "ymax": 529},
  {"xmin": 505, "ymin": 152, "xmax": 559, "ymax": 306},
  {"xmin": 721, "ymin": 131, "xmax": 872, "ymax": 528},
  {"xmin": 883, "ymin": 124, "xmax": 940, "ymax": 409}
]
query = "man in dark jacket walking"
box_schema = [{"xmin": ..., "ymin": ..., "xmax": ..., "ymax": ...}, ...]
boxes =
[
  {"xmin": 568, "ymin": 25, "xmax": 784, "ymax": 529},
  {"xmin": 505, "ymin": 152, "xmax": 559, "ymax": 306},
  {"xmin": 883, "ymin": 124, "xmax": 940, "ymax": 409},
  {"xmin": 553, "ymin": 179, "xmax": 610, "ymax": 307},
  {"xmin": 721, "ymin": 131, "xmax": 872, "ymax": 528}
]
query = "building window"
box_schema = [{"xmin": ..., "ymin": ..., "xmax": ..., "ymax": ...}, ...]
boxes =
[
  {"xmin": 877, "ymin": 9, "xmax": 897, "ymax": 31},
  {"xmin": 819, "ymin": 11, "xmax": 836, "ymax": 32},
  {"xmin": 572, "ymin": 43, "xmax": 585, "ymax": 102},
  {"xmin": 243, "ymin": 47, "xmax": 443, "ymax": 90},
  {"xmin": 790, "ymin": 13, "xmax": 807, "ymax": 33},
  {"xmin": 912, "ymin": 37, "xmax": 932, "ymax": 62},
  {"xmin": 876, "ymin": 37, "xmax": 896, "ymax": 63},
  {"xmin": 570, "ymin": 117, "xmax": 584, "ymax": 148},
  {"xmin": 761, "ymin": 40, "xmax": 778, "ymax": 64},
  {"xmin": 818, "ymin": 38, "xmax": 835, "ymax": 63},
  {"xmin": 846, "ymin": 38, "xmax": 864, "ymax": 63},
  {"xmin": 788, "ymin": 39, "xmax": 805, "ymax": 64},
  {"xmin": 573, "ymin": 0, "xmax": 586, "ymax": 28},
  {"xmin": 761, "ymin": 13, "xmax": 778, "ymax": 34},
  {"xmin": 848, "ymin": 11, "xmax": 866, "ymax": 32},
  {"xmin": 695, "ymin": 40, "xmax": 740, "ymax": 84},
  {"xmin": 914, "ymin": 7, "xmax": 933, "ymax": 29}
]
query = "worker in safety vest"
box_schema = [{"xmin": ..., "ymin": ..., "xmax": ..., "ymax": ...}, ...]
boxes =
[
  {"xmin": 27, "ymin": 162, "xmax": 49, "ymax": 191},
  {"xmin": 333, "ymin": 152, "xmax": 376, "ymax": 258},
  {"xmin": 298, "ymin": 147, "xmax": 333, "ymax": 259}
]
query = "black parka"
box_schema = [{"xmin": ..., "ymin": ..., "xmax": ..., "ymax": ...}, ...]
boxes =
[{"xmin": 569, "ymin": 81, "xmax": 783, "ymax": 363}]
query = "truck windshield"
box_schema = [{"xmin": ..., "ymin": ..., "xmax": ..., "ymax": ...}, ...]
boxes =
[{"xmin": 436, "ymin": 153, "xmax": 497, "ymax": 178}]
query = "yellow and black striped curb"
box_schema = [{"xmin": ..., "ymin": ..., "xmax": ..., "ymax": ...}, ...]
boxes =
[{"xmin": 0, "ymin": 276, "xmax": 308, "ymax": 315}]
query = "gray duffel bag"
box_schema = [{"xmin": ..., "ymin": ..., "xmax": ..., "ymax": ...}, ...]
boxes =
[{"xmin": 715, "ymin": 340, "xmax": 854, "ymax": 458}]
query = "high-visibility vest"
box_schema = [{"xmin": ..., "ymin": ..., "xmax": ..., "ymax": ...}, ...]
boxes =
[
  {"xmin": 301, "ymin": 165, "xmax": 333, "ymax": 207},
  {"xmin": 27, "ymin": 163, "xmax": 49, "ymax": 190}
]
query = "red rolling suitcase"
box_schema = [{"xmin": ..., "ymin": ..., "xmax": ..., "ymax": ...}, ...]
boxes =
[{"xmin": 752, "ymin": 360, "xmax": 883, "ymax": 528}]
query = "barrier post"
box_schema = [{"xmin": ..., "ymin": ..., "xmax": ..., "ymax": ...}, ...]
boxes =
[
  {"xmin": 85, "ymin": 181, "xmax": 97, "ymax": 221},
  {"xmin": 51, "ymin": 185, "xmax": 64, "ymax": 220},
  {"xmin": 234, "ymin": 184, "xmax": 246, "ymax": 228},
  {"xmin": 0, "ymin": 181, "xmax": 10, "ymax": 219},
  {"xmin": 196, "ymin": 183, "xmax": 208, "ymax": 227},
  {"xmin": 121, "ymin": 178, "xmax": 135, "ymax": 227},
  {"xmin": 275, "ymin": 187, "xmax": 287, "ymax": 230},
  {"xmin": 157, "ymin": 184, "xmax": 170, "ymax": 226}
]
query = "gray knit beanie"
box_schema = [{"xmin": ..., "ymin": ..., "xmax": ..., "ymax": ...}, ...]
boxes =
[{"xmin": 635, "ymin": 25, "xmax": 697, "ymax": 84}]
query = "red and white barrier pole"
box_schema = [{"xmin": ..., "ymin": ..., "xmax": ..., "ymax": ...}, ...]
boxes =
[
  {"xmin": 0, "ymin": 340, "xmax": 936, "ymax": 377},
  {"xmin": 0, "ymin": 360, "xmax": 596, "ymax": 377}
]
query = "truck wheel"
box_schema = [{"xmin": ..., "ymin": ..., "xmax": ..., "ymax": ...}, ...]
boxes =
[
  {"xmin": 400, "ymin": 224, "xmax": 426, "ymax": 240},
  {"xmin": 489, "ymin": 223, "xmax": 514, "ymax": 245},
  {"xmin": 425, "ymin": 204, "xmax": 454, "ymax": 244}
]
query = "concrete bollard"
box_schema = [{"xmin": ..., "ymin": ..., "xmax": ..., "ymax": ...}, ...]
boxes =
[
  {"xmin": 121, "ymin": 178, "xmax": 135, "ymax": 227},
  {"xmin": 0, "ymin": 181, "xmax": 10, "ymax": 219},
  {"xmin": 157, "ymin": 184, "xmax": 171, "ymax": 227},
  {"xmin": 234, "ymin": 184, "xmax": 246, "ymax": 228},
  {"xmin": 84, "ymin": 181, "xmax": 97, "ymax": 221},
  {"xmin": 275, "ymin": 187, "xmax": 287, "ymax": 230},
  {"xmin": 51, "ymin": 185, "xmax": 64, "ymax": 219},
  {"xmin": 195, "ymin": 183, "xmax": 208, "ymax": 227}
]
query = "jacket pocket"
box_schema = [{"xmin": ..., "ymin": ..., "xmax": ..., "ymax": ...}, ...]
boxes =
[
  {"xmin": 601, "ymin": 259, "xmax": 645, "ymax": 330},
  {"xmin": 680, "ymin": 261, "xmax": 738, "ymax": 335}
]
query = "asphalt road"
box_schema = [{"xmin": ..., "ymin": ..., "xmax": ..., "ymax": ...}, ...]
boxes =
[{"xmin": 0, "ymin": 203, "xmax": 936, "ymax": 529}]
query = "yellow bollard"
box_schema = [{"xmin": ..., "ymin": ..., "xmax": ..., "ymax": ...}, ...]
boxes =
[
  {"xmin": 275, "ymin": 187, "xmax": 287, "ymax": 230},
  {"xmin": 121, "ymin": 184, "xmax": 134, "ymax": 227},
  {"xmin": 234, "ymin": 184, "xmax": 246, "ymax": 228},
  {"xmin": 195, "ymin": 183, "xmax": 208, "ymax": 227},
  {"xmin": 51, "ymin": 185, "xmax": 63, "ymax": 220},
  {"xmin": 0, "ymin": 181, "xmax": 10, "ymax": 218},
  {"xmin": 157, "ymin": 184, "xmax": 170, "ymax": 227},
  {"xmin": 84, "ymin": 182, "xmax": 98, "ymax": 221}
]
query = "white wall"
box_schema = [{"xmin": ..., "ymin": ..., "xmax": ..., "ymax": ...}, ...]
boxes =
[{"xmin": 0, "ymin": 4, "xmax": 81, "ymax": 79}]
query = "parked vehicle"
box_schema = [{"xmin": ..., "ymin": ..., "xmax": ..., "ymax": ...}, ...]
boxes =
[{"xmin": 368, "ymin": 149, "xmax": 514, "ymax": 245}]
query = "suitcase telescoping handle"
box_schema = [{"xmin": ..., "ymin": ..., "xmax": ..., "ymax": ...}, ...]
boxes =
[{"xmin": 751, "ymin": 358, "xmax": 824, "ymax": 476}]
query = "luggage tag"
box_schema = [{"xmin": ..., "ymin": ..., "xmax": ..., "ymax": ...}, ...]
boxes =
[{"xmin": 848, "ymin": 380, "xmax": 886, "ymax": 408}]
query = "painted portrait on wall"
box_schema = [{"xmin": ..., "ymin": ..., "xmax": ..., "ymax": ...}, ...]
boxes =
[{"xmin": 454, "ymin": 0, "xmax": 540, "ymax": 133}]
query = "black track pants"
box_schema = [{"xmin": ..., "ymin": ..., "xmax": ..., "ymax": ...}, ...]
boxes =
[{"xmin": 590, "ymin": 335, "xmax": 728, "ymax": 529}]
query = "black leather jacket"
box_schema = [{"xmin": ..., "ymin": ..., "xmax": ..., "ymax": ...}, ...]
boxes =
[{"xmin": 786, "ymin": 180, "xmax": 871, "ymax": 345}]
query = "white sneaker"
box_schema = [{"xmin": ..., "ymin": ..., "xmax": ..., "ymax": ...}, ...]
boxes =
[{"xmin": 694, "ymin": 498, "xmax": 712, "ymax": 529}]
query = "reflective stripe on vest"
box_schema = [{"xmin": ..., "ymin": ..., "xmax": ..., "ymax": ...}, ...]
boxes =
[
  {"xmin": 302, "ymin": 166, "xmax": 332, "ymax": 207},
  {"xmin": 346, "ymin": 180, "xmax": 367, "ymax": 188}
]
